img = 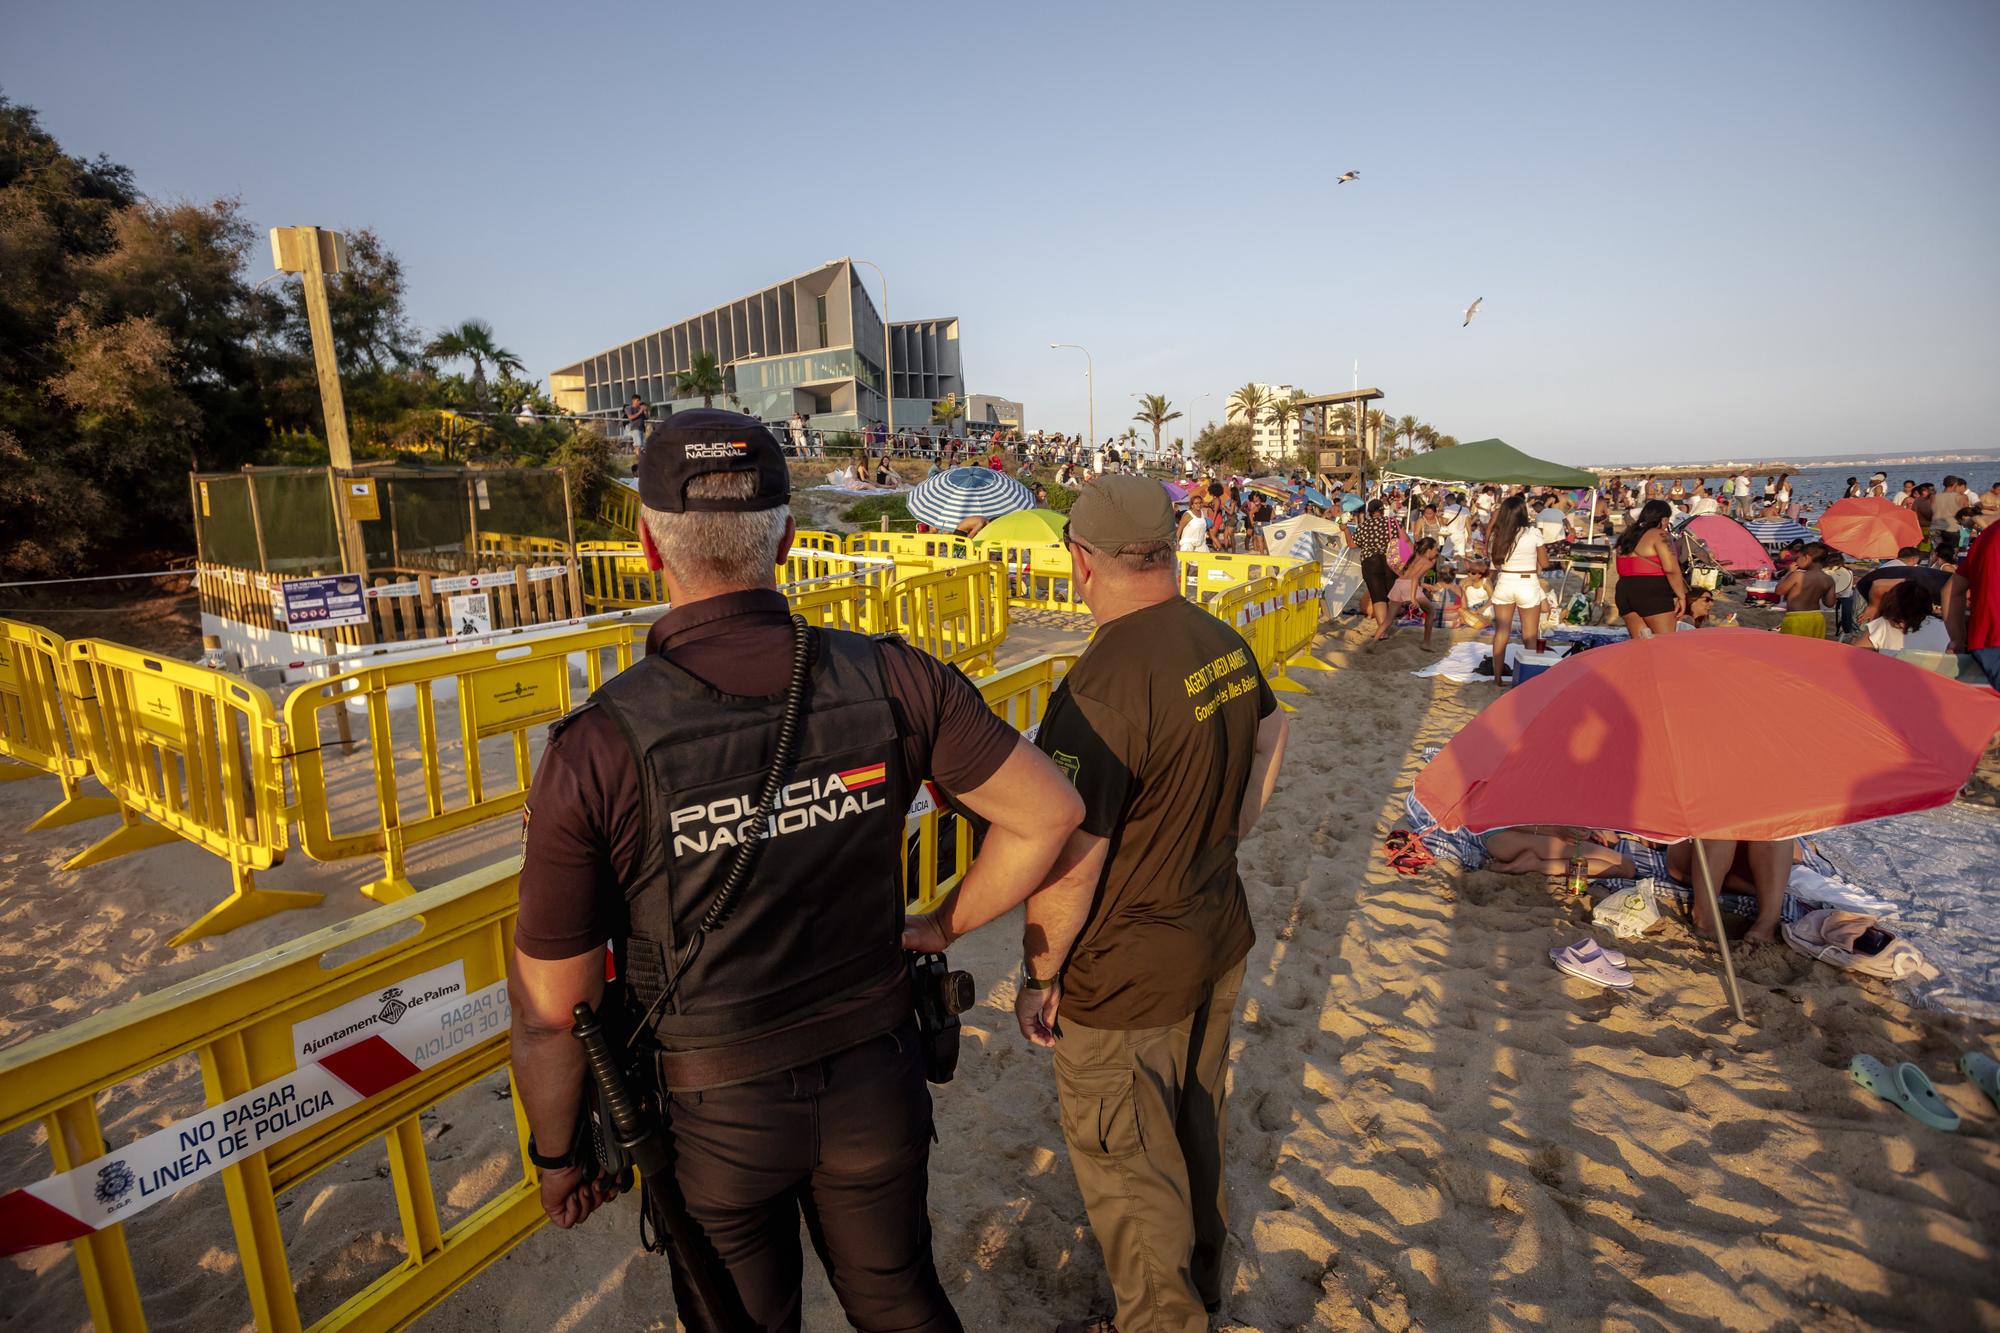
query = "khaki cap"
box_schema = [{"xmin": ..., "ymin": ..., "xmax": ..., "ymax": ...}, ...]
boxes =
[{"xmin": 1067, "ymin": 475, "xmax": 1175, "ymax": 548}]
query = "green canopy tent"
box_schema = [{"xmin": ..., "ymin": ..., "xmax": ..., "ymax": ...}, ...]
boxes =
[{"xmin": 1383, "ymin": 438, "xmax": 1597, "ymax": 489}]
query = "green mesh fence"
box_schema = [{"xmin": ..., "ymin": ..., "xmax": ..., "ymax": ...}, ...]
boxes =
[
  {"xmin": 197, "ymin": 475, "xmax": 260, "ymax": 567},
  {"xmin": 195, "ymin": 468, "xmax": 572, "ymax": 576},
  {"xmin": 253, "ymin": 471, "xmax": 342, "ymax": 573}
]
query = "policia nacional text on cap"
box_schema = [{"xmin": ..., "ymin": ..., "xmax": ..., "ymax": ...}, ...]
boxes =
[{"xmin": 508, "ymin": 409, "xmax": 1083, "ymax": 1329}]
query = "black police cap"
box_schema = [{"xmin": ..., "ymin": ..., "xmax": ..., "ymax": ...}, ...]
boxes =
[{"xmin": 636, "ymin": 408, "xmax": 791, "ymax": 513}]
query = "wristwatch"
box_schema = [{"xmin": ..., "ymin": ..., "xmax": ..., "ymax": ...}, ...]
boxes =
[
  {"xmin": 527, "ymin": 1134, "xmax": 579, "ymax": 1171},
  {"xmin": 1020, "ymin": 967, "xmax": 1059, "ymax": 990}
]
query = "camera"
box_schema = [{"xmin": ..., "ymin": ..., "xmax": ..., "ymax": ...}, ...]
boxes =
[{"xmin": 907, "ymin": 952, "xmax": 975, "ymax": 1084}]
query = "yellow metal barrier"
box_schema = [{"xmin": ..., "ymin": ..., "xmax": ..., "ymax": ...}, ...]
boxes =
[
  {"xmin": 980, "ymin": 541, "xmax": 1087, "ymax": 613},
  {"xmin": 1207, "ymin": 576, "xmax": 1302, "ymax": 711},
  {"xmin": 844, "ymin": 531, "xmax": 977, "ymax": 578},
  {"xmin": 790, "ymin": 529, "xmax": 847, "ymax": 555},
  {"xmin": 471, "ymin": 532, "xmax": 570, "ymax": 561},
  {"xmin": 66, "ymin": 639, "xmax": 312, "ymax": 946},
  {"xmin": 0, "ymin": 860, "xmax": 538, "ymax": 1332},
  {"xmin": 284, "ymin": 626, "xmax": 635, "ymax": 903},
  {"xmin": 903, "ymin": 653, "xmax": 1075, "ymax": 912},
  {"xmin": 577, "ymin": 540, "xmax": 897, "ymax": 616},
  {"xmin": 597, "ymin": 482, "xmax": 641, "ymax": 535},
  {"xmin": 1176, "ymin": 551, "xmax": 1302, "ymax": 605},
  {"xmin": 0, "ymin": 620, "xmax": 117, "ymax": 829},
  {"xmin": 574, "ymin": 540, "xmax": 659, "ymax": 612},
  {"xmin": 790, "ymin": 582, "xmax": 887, "ymax": 634},
  {"xmin": 1274, "ymin": 560, "xmax": 1334, "ymax": 685},
  {"xmin": 884, "ymin": 561, "xmax": 1009, "ymax": 676}
]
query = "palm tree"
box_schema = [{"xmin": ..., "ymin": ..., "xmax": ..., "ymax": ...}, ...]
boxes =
[
  {"xmin": 675, "ymin": 350, "xmax": 725, "ymax": 407},
  {"xmin": 1392, "ymin": 414, "xmax": 1422, "ymax": 458},
  {"xmin": 1432, "ymin": 433, "xmax": 1459, "ymax": 451},
  {"xmin": 1265, "ymin": 391, "xmax": 1304, "ymax": 468},
  {"xmin": 424, "ymin": 319, "xmax": 524, "ymax": 403},
  {"xmin": 931, "ymin": 392, "xmax": 965, "ymax": 434},
  {"xmin": 1131, "ymin": 393, "xmax": 1182, "ymax": 458},
  {"xmin": 1226, "ymin": 382, "xmax": 1270, "ymax": 434},
  {"xmin": 1416, "ymin": 423, "xmax": 1440, "ymax": 452}
]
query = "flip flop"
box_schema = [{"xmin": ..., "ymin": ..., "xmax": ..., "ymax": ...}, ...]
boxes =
[
  {"xmin": 1549, "ymin": 940, "xmax": 1626, "ymax": 968},
  {"xmin": 1960, "ymin": 1052, "xmax": 2000, "ymax": 1113},
  {"xmin": 1849, "ymin": 1055, "xmax": 1960, "ymax": 1132},
  {"xmin": 1551, "ymin": 940, "xmax": 1633, "ymax": 990}
]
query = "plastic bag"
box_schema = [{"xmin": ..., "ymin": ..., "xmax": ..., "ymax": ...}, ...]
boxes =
[{"xmin": 1593, "ymin": 880, "xmax": 1662, "ymax": 939}]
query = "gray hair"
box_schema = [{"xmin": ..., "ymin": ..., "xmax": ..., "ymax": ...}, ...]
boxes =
[{"xmin": 640, "ymin": 471, "xmax": 789, "ymax": 590}]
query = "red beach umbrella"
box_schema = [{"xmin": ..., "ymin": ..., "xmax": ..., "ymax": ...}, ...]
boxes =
[
  {"xmin": 1819, "ymin": 498, "xmax": 1923, "ymax": 560},
  {"xmin": 1416, "ymin": 629, "xmax": 2000, "ymax": 1021}
]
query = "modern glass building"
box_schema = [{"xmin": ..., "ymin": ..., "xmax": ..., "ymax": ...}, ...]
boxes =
[{"xmin": 547, "ymin": 259, "xmax": 964, "ymax": 435}]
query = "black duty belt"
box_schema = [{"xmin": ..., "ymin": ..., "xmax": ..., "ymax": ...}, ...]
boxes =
[{"xmin": 654, "ymin": 972, "xmax": 913, "ymax": 1092}]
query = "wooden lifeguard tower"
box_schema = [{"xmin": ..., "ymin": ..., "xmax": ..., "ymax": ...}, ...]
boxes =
[{"xmin": 1292, "ymin": 387, "xmax": 1385, "ymax": 487}]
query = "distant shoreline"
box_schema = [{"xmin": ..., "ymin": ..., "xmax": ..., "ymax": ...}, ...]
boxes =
[{"xmin": 1581, "ymin": 450, "xmax": 2000, "ymax": 474}]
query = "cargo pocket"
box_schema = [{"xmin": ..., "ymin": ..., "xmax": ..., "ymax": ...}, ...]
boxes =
[{"xmin": 1058, "ymin": 1065, "xmax": 1144, "ymax": 1160}]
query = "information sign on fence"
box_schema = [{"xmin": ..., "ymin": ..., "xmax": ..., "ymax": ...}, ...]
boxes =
[
  {"xmin": 448, "ymin": 592, "xmax": 492, "ymax": 637},
  {"xmin": 280, "ymin": 575, "xmax": 370, "ymax": 630}
]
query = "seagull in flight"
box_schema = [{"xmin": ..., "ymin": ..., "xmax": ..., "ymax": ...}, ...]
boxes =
[
  {"xmin": 1336, "ymin": 171, "xmax": 1359, "ymax": 184},
  {"xmin": 1462, "ymin": 297, "xmax": 1483, "ymax": 327}
]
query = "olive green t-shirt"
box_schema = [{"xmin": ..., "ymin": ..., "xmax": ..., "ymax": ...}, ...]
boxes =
[{"xmin": 1036, "ymin": 596, "xmax": 1274, "ymax": 1029}]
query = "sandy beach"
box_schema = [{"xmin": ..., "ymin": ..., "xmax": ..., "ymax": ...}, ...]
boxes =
[{"xmin": 4, "ymin": 605, "xmax": 2000, "ymax": 1330}]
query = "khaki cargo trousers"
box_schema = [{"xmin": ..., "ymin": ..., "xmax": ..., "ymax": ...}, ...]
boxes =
[{"xmin": 1053, "ymin": 961, "xmax": 1244, "ymax": 1333}]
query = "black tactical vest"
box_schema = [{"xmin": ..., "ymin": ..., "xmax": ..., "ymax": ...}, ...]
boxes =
[{"xmin": 590, "ymin": 628, "xmax": 911, "ymax": 1051}]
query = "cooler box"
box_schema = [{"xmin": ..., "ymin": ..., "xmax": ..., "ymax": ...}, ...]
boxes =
[
  {"xmin": 1511, "ymin": 649, "xmax": 1565, "ymax": 688},
  {"xmin": 1745, "ymin": 579, "xmax": 1779, "ymax": 603}
]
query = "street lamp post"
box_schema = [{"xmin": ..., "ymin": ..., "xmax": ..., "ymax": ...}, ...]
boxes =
[
  {"xmin": 1187, "ymin": 391, "xmax": 1212, "ymax": 456},
  {"xmin": 1049, "ymin": 343, "xmax": 1093, "ymax": 448},
  {"xmin": 849, "ymin": 258, "xmax": 894, "ymax": 439}
]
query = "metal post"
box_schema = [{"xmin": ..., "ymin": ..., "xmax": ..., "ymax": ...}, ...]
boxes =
[
  {"xmin": 1692, "ymin": 838, "xmax": 1748, "ymax": 1024},
  {"xmin": 853, "ymin": 259, "xmax": 893, "ymax": 438},
  {"xmin": 1050, "ymin": 343, "xmax": 1094, "ymax": 448}
]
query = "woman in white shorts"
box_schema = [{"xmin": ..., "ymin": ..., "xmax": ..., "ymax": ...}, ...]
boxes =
[{"xmin": 1486, "ymin": 494, "xmax": 1547, "ymax": 685}]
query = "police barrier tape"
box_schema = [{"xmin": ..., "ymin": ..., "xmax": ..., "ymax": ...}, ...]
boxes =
[
  {"xmin": 66, "ymin": 638, "xmax": 314, "ymax": 947},
  {"xmin": 0, "ymin": 860, "xmax": 534, "ymax": 1331},
  {"xmin": 284, "ymin": 624, "xmax": 636, "ymax": 904},
  {"xmin": 0, "ymin": 620, "xmax": 118, "ymax": 830}
]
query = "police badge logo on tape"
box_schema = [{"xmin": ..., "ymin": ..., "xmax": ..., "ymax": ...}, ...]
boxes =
[{"xmin": 94, "ymin": 1160, "xmax": 135, "ymax": 1206}]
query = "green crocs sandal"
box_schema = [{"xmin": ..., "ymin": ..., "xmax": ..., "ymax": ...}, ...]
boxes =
[
  {"xmin": 1960, "ymin": 1052, "xmax": 2000, "ymax": 1114},
  {"xmin": 1850, "ymin": 1055, "xmax": 1960, "ymax": 1132}
]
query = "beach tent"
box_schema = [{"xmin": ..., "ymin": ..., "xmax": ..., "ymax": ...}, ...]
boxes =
[
  {"xmin": 1676, "ymin": 514, "xmax": 1776, "ymax": 574},
  {"xmin": 974, "ymin": 508, "xmax": 1066, "ymax": 545},
  {"xmin": 1384, "ymin": 438, "xmax": 1598, "ymax": 489}
]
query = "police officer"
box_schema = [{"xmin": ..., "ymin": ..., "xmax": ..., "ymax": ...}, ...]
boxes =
[{"xmin": 509, "ymin": 409, "xmax": 1083, "ymax": 1329}]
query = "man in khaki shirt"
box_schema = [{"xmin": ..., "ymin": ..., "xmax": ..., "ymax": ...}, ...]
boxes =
[{"xmin": 1016, "ymin": 477, "xmax": 1289, "ymax": 1332}]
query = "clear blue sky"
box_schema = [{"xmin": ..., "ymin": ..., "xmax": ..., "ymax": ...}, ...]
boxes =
[{"xmin": 6, "ymin": 0, "xmax": 1996, "ymax": 463}]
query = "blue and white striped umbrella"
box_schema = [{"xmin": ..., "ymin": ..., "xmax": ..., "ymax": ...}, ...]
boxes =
[
  {"xmin": 1742, "ymin": 518, "xmax": 1818, "ymax": 547},
  {"xmin": 907, "ymin": 467, "xmax": 1034, "ymax": 529}
]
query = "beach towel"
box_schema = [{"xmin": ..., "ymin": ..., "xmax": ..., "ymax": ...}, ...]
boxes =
[
  {"xmin": 1783, "ymin": 910, "xmax": 1939, "ymax": 981},
  {"xmin": 1412, "ymin": 642, "xmax": 1522, "ymax": 684}
]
